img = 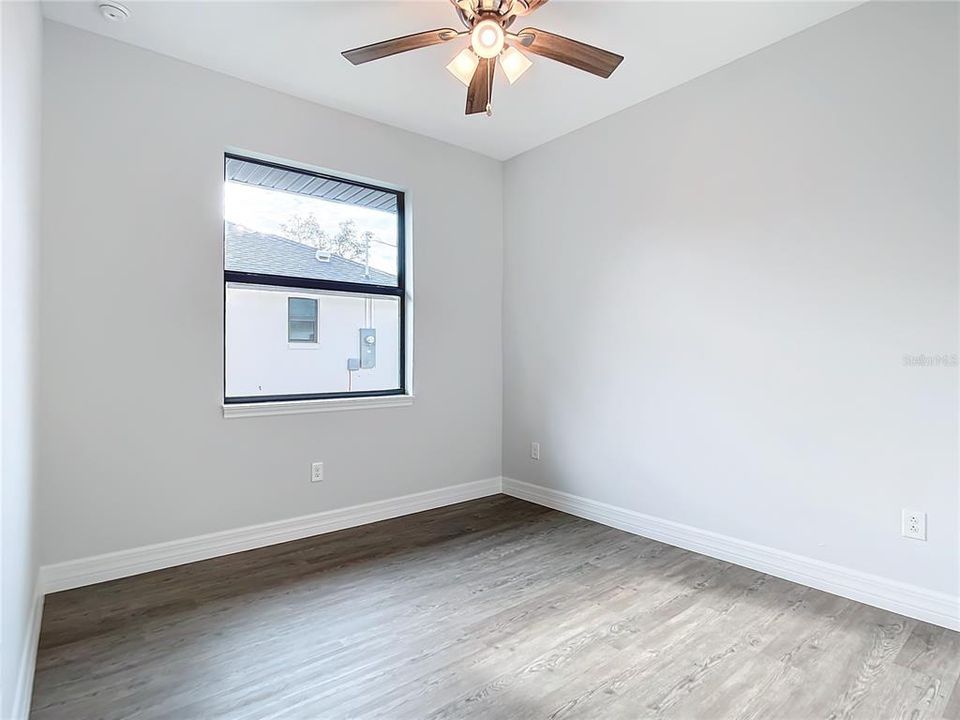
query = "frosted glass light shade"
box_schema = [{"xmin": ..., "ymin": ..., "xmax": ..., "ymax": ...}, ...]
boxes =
[
  {"xmin": 470, "ymin": 19, "xmax": 504, "ymax": 59},
  {"xmin": 446, "ymin": 48, "xmax": 479, "ymax": 86},
  {"xmin": 499, "ymin": 45, "xmax": 532, "ymax": 84}
]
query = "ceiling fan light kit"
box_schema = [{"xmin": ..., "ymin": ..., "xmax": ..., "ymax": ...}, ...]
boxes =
[
  {"xmin": 499, "ymin": 46, "xmax": 532, "ymax": 84},
  {"xmin": 342, "ymin": 0, "xmax": 623, "ymax": 116},
  {"xmin": 471, "ymin": 19, "xmax": 505, "ymax": 58},
  {"xmin": 447, "ymin": 47, "xmax": 481, "ymax": 86}
]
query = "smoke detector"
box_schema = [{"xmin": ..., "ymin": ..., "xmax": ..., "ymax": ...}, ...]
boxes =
[{"xmin": 99, "ymin": 2, "xmax": 130, "ymax": 22}]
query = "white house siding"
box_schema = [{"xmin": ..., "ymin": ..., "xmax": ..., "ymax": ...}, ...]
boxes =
[{"xmin": 226, "ymin": 285, "xmax": 400, "ymax": 397}]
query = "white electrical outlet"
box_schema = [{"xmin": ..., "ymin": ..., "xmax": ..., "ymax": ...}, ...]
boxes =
[
  {"xmin": 531, "ymin": 442, "xmax": 540, "ymax": 461},
  {"xmin": 901, "ymin": 509, "xmax": 926, "ymax": 540},
  {"xmin": 311, "ymin": 462, "xmax": 324, "ymax": 483}
]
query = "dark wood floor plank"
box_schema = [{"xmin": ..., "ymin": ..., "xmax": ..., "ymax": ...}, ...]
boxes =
[{"xmin": 30, "ymin": 495, "xmax": 960, "ymax": 719}]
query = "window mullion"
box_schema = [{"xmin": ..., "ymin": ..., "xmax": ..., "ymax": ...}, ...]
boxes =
[{"xmin": 224, "ymin": 272, "xmax": 403, "ymax": 297}]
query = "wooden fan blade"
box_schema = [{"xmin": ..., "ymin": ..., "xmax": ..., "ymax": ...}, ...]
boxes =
[
  {"xmin": 514, "ymin": 0, "xmax": 548, "ymax": 16},
  {"xmin": 465, "ymin": 57, "xmax": 495, "ymax": 115},
  {"xmin": 516, "ymin": 28, "xmax": 622, "ymax": 78},
  {"xmin": 342, "ymin": 28, "xmax": 458, "ymax": 65}
]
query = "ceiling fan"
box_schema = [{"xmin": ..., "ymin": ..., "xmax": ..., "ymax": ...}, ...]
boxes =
[{"xmin": 342, "ymin": 0, "xmax": 623, "ymax": 116}]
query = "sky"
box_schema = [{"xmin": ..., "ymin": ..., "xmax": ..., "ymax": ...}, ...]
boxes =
[{"xmin": 224, "ymin": 181, "xmax": 398, "ymax": 274}]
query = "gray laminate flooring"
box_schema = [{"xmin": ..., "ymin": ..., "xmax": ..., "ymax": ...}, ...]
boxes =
[{"xmin": 30, "ymin": 495, "xmax": 960, "ymax": 719}]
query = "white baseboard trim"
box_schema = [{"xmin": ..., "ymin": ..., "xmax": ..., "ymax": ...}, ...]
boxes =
[
  {"xmin": 503, "ymin": 477, "xmax": 960, "ymax": 631},
  {"xmin": 40, "ymin": 477, "xmax": 503, "ymax": 594},
  {"xmin": 12, "ymin": 581, "xmax": 43, "ymax": 720},
  {"xmin": 37, "ymin": 476, "xmax": 959, "ymax": 630}
]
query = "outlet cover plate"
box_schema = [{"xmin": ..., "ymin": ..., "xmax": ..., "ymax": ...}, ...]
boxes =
[{"xmin": 901, "ymin": 509, "xmax": 926, "ymax": 540}]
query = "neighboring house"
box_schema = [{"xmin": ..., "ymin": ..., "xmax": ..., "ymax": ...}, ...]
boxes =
[
  {"xmin": 225, "ymin": 222, "xmax": 397, "ymax": 286},
  {"xmin": 224, "ymin": 223, "xmax": 400, "ymax": 398}
]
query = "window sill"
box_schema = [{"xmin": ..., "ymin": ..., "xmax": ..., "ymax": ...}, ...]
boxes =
[{"xmin": 222, "ymin": 394, "xmax": 414, "ymax": 418}]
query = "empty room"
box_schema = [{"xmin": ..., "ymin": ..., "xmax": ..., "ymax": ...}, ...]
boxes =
[{"xmin": 2, "ymin": 0, "xmax": 958, "ymax": 717}]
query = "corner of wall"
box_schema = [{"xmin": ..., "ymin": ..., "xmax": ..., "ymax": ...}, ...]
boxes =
[{"xmin": 1, "ymin": 0, "xmax": 44, "ymax": 717}]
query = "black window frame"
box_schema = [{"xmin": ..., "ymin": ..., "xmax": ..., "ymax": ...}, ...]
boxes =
[{"xmin": 223, "ymin": 153, "xmax": 406, "ymax": 405}]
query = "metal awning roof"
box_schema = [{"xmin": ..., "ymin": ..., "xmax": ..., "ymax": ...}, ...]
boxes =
[{"xmin": 225, "ymin": 157, "xmax": 398, "ymax": 214}]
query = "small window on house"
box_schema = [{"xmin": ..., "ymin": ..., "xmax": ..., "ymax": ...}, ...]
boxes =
[
  {"xmin": 224, "ymin": 154, "xmax": 406, "ymax": 403},
  {"xmin": 287, "ymin": 297, "xmax": 318, "ymax": 343}
]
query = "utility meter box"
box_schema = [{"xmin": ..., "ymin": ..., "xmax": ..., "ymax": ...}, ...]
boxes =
[{"xmin": 359, "ymin": 328, "xmax": 376, "ymax": 369}]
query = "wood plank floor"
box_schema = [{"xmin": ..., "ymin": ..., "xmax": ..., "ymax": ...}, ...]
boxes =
[{"xmin": 31, "ymin": 495, "xmax": 960, "ymax": 719}]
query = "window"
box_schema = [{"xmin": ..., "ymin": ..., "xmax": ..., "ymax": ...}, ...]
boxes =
[
  {"xmin": 224, "ymin": 154, "xmax": 406, "ymax": 405},
  {"xmin": 287, "ymin": 297, "xmax": 318, "ymax": 343}
]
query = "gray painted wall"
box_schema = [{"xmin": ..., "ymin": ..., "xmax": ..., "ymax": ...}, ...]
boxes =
[
  {"xmin": 35, "ymin": 1, "xmax": 959, "ymax": 612},
  {"xmin": 38, "ymin": 22, "xmax": 503, "ymax": 564},
  {"xmin": 502, "ymin": 1, "xmax": 958, "ymax": 596},
  {"xmin": 1, "ymin": 1, "xmax": 42, "ymax": 715}
]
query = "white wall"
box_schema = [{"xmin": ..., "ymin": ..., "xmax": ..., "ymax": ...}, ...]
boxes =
[
  {"xmin": 503, "ymin": 1, "xmax": 958, "ymax": 597},
  {"xmin": 38, "ymin": 22, "xmax": 503, "ymax": 565},
  {"xmin": 1, "ymin": 1, "xmax": 43, "ymax": 716},
  {"xmin": 225, "ymin": 287, "xmax": 400, "ymax": 397}
]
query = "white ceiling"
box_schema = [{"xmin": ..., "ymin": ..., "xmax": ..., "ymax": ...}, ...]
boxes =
[{"xmin": 42, "ymin": 0, "xmax": 860, "ymax": 160}]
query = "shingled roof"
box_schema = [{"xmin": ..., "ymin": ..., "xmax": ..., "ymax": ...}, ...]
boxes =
[{"xmin": 224, "ymin": 223, "xmax": 397, "ymax": 286}]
